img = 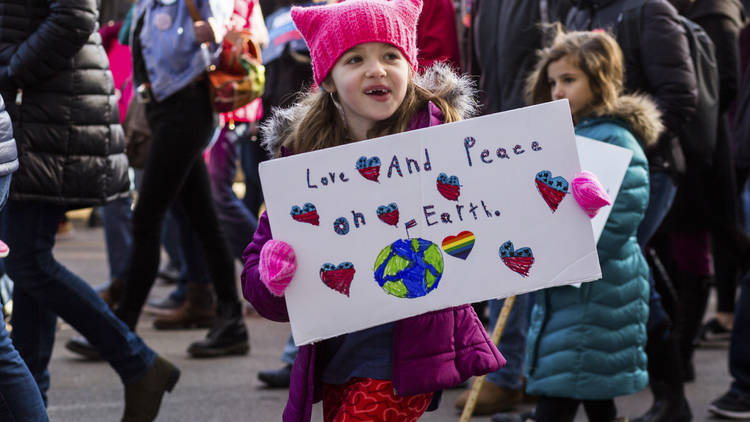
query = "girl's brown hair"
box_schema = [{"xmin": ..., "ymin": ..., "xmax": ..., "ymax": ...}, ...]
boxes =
[
  {"xmin": 525, "ymin": 26, "xmax": 624, "ymax": 119},
  {"xmin": 282, "ymin": 74, "xmax": 462, "ymax": 155}
]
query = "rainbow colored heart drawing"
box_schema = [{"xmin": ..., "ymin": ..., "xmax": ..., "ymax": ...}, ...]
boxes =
[
  {"xmin": 441, "ymin": 231, "xmax": 475, "ymax": 260},
  {"xmin": 436, "ymin": 173, "xmax": 461, "ymax": 201},
  {"xmin": 290, "ymin": 203, "xmax": 319, "ymax": 225},
  {"xmin": 535, "ymin": 170, "xmax": 569, "ymax": 212},
  {"xmin": 499, "ymin": 240, "xmax": 534, "ymax": 277},
  {"xmin": 356, "ymin": 156, "xmax": 381, "ymax": 182},
  {"xmin": 376, "ymin": 203, "xmax": 399, "ymax": 226},
  {"xmin": 320, "ymin": 262, "xmax": 356, "ymax": 296}
]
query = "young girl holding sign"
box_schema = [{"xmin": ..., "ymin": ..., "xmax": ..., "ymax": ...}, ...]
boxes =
[
  {"xmin": 240, "ymin": 1, "xmax": 507, "ymax": 420},
  {"xmin": 519, "ymin": 29, "xmax": 661, "ymax": 422}
]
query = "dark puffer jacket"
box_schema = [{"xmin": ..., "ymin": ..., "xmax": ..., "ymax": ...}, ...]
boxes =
[
  {"xmin": 567, "ymin": 0, "xmax": 698, "ymax": 173},
  {"xmin": 0, "ymin": 0, "xmax": 129, "ymax": 207},
  {"xmin": 0, "ymin": 94, "xmax": 18, "ymax": 177}
]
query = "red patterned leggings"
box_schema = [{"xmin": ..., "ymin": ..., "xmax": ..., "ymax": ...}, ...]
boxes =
[{"xmin": 322, "ymin": 378, "xmax": 433, "ymax": 422}]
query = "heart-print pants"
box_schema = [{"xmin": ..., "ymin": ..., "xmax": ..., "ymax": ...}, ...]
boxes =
[{"xmin": 323, "ymin": 378, "xmax": 433, "ymax": 422}]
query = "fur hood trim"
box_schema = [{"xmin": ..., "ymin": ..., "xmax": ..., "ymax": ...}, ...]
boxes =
[
  {"xmin": 589, "ymin": 93, "xmax": 664, "ymax": 148},
  {"xmin": 260, "ymin": 62, "xmax": 477, "ymax": 157}
]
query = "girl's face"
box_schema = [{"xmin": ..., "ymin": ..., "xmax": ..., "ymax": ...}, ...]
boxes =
[
  {"xmin": 323, "ymin": 42, "xmax": 410, "ymax": 140},
  {"xmin": 547, "ymin": 55, "xmax": 594, "ymax": 123}
]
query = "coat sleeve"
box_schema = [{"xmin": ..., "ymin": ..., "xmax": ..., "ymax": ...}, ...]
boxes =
[
  {"xmin": 0, "ymin": 95, "xmax": 18, "ymax": 177},
  {"xmin": 5, "ymin": 0, "xmax": 98, "ymax": 88},
  {"xmin": 639, "ymin": 1, "xmax": 698, "ymax": 134},
  {"xmin": 241, "ymin": 211, "xmax": 291, "ymax": 322},
  {"xmin": 691, "ymin": 13, "xmax": 742, "ymax": 113},
  {"xmin": 600, "ymin": 132, "xmax": 650, "ymax": 256}
]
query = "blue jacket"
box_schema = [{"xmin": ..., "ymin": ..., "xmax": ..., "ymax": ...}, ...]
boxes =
[
  {"xmin": 524, "ymin": 94, "xmax": 662, "ymax": 400},
  {"xmin": 133, "ymin": 0, "xmax": 232, "ymax": 101}
]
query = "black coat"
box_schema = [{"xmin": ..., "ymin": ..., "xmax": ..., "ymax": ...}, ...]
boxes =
[
  {"xmin": 466, "ymin": 0, "xmax": 571, "ymax": 114},
  {"xmin": 0, "ymin": 0, "xmax": 129, "ymax": 207},
  {"xmin": 567, "ymin": 0, "xmax": 698, "ymax": 173}
]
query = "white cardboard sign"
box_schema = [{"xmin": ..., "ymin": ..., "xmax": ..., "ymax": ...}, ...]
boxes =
[
  {"xmin": 259, "ymin": 100, "xmax": 602, "ymax": 345},
  {"xmin": 576, "ymin": 136, "xmax": 634, "ymax": 243}
]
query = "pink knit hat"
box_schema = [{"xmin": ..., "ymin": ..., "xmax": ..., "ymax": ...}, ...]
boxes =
[{"xmin": 291, "ymin": 0, "xmax": 423, "ymax": 86}]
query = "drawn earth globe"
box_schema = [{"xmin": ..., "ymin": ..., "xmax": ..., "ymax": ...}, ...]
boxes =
[{"xmin": 373, "ymin": 238, "xmax": 444, "ymax": 298}]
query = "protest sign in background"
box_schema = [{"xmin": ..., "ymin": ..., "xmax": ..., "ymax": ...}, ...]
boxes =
[{"xmin": 260, "ymin": 100, "xmax": 602, "ymax": 345}]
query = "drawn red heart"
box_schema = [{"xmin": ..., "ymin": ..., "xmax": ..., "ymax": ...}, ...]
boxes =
[{"xmin": 320, "ymin": 262, "xmax": 355, "ymax": 297}]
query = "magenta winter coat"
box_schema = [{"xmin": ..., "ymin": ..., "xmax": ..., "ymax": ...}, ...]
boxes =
[{"xmin": 241, "ymin": 64, "xmax": 505, "ymax": 422}]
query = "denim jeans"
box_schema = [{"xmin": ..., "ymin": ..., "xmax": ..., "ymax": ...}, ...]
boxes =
[
  {"xmin": 208, "ymin": 123, "xmax": 258, "ymax": 259},
  {"xmin": 730, "ymin": 277, "xmax": 750, "ymax": 397},
  {"xmin": 637, "ymin": 170, "xmax": 677, "ymax": 336},
  {"xmin": 281, "ymin": 333, "xmax": 298, "ymax": 365},
  {"xmin": 102, "ymin": 195, "xmax": 133, "ymax": 281},
  {"xmin": 166, "ymin": 203, "xmax": 211, "ymax": 303},
  {"xmin": 0, "ymin": 320, "xmax": 47, "ymax": 422},
  {"xmin": 6, "ymin": 201, "xmax": 155, "ymax": 401},
  {"xmin": 239, "ymin": 132, "xmax": 268, "ymax": 216},
  {"xmin": 486, "ymin": 293, "xmax": 532, "ymax": 390}
]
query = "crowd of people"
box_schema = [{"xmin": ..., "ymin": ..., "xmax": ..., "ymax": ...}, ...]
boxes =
[{"xmin": 0, "ymin": 0, "xmax": 749, "ymax": 421}]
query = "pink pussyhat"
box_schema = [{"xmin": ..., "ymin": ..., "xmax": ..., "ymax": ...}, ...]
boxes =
[
  {"xmin": 291, "ymin": 0, "xmax": 423, "ymax": 86},
  {"xmin": 259, "ymin": 240, "xmax": 297, "ymax": 297}
]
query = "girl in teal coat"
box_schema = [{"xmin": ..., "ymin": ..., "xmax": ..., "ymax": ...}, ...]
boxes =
[{"xmin": 520, "ymin": 29, "xmax": 664, "ymax": 421}]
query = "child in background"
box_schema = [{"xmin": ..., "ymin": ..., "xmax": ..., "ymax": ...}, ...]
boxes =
[
  {"xmin": 240, "ymin": 1, "xmax": 507, "ymax": 420},
  {"xmin": 520, "ymin": 29, "xmax": 660, "ymax": 422}
]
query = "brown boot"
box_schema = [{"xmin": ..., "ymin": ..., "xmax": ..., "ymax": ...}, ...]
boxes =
[
  {"xmin": 122, "ymin": 355, "xmax": 180, "ymax": 422},
  {"xmin": 153, "ymin": 283, "xmax": 216, "ymax": 330},
  {"xmin": 454, "ymin": 381, "xmax": 523, "ymax": 415}
]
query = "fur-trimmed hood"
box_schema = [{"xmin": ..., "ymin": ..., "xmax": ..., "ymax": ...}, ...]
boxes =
[
  {"xmin": 260, "ymin": 62, "xmax": 477, "ymax": 157},
  {"xmin": 586, "ymin": 93, "xmax": 664, "ymax": 148}
]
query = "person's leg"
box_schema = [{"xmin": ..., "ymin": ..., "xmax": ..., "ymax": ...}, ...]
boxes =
[
  {"xmin": 730, "ymin": 278, "xmax": 750, "ymax": 396},
  {"xmin": 637, "ymin": 170, "xmax": 678, "ymax": 250},
  {"xmin": 457, "ymin": 294, "xmax": 531, "ymax": 415},
  {"xmin": 709, "ymin": 276, "xmax": 750, "ymax": 418},
  {"xmin": 118, "ymin": 81, "xmax": 219, "ymax": 328},
  {"xmin": 581, "ymin": 399, "xmax": 617, "ymax": 422},
  {"xmin": 6, "ymin": 201, "xmax": 156, "ymax": 384},
  {"xmin": 102, "ymin": 195, "xmax": 133, "ymax": 282},
  {"xmin": 239, "ymin": 134, "xmax": 268, "ymax": 216},
  {"xmin": 533, "ymin": 396, "xmax": 578, "ymax": 422},
  {"xmin": 258, "ymin": 333, "xmax": 296, "ymax": 387},
  {"xmin": 208, "ymin": 123, "xmax": 257, "ymax": 259},
  {"xmin": 0, "ymin": 319, "xmax": 48, "ymax": 422}
]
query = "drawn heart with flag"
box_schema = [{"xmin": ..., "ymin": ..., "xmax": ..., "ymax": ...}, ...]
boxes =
[
  {"xmin": 320, "ymin": 262, "xmax": 356, "ymax": 296},
  {"xmin": 441, "ymin": 231, "xmax": 475, "ymax": 260},
  {"xmin": 290, "ymin": 202, "xmax": 319, "ymax": 226},
  {"xmin": 355, "ymin": 156, "xmax": 381, "ymax": 182},
  {"xmin": 499, "ymin": 240, "xmax": 534, "ymax": 277},
  {"xmin": 535, "ymin": 170, "xmax": 569, "ymax": 212}
]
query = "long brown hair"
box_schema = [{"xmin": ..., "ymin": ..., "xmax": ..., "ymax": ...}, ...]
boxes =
[
  {"xmin": 525, "ymin": 26, "xmax": 624, "ymax": 119},
  {"xmin": 282, "ymin": 74, "xmax": 462, "ymax": 155}
]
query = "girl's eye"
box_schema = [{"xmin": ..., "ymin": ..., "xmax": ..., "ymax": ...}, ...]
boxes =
[
  {"xmin": 548, "ymin": 80, "xmax": 556, "ymax": 87},
  {"xmin": 385, "ymin": 52, "xmax": 400, "ymax": 60},
  {"xmin": 563, "ymin": 77, "xmax": 575, "ymax": 84},
  {"xmin": 345, "ymin": 56, "xmax": 362, "ymax": 64}
]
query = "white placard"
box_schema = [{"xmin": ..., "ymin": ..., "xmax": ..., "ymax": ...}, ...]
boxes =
[
  {"xmin": 576, "ymin": 136, "xmax": 634, "ymax": 243},
  {"xmin": 259, "ymin": 100, "xmax": 602, "ymax": 345}
]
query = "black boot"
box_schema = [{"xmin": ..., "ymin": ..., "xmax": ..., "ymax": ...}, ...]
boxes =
[
  {"xmin": 633, "ymin": 381, "xmax": 692, "ymax": 422},
  {"xmin": 122, "ymin": 355, "xmax": 180, "ymax": 422},
  {"xmin": 258, "ymin": 364, "xmax": 292, "ymax": 388},
  {"xmin": 64, "ymin": 336, "xmax": 101, "ymax": 361},
  {"xmin": 187, "ymin": 302, "xmax": 249, "ymax": 358}
]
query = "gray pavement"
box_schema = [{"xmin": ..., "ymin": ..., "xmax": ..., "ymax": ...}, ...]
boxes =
[{"xmin": 29, "ymin": 216, "xmax": 735, "ymax": 421}]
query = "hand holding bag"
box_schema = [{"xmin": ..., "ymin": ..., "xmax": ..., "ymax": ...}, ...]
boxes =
[{"xmin": 185, "ymin": 0, "xmax": 266, "ymax": 113}]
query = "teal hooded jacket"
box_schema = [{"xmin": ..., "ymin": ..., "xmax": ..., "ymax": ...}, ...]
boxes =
[{"xmin": 524, "ymin": 94, "xmax": 663, "ymax": 400}]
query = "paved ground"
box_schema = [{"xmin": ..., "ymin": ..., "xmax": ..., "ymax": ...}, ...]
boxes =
[{"xmin": 18, "ymin": 215, "xmax": 735, "ymax": 421}]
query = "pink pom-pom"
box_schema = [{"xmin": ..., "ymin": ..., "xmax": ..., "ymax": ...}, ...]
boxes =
[
  {"xmin": 571, "ymin": 170, "xmax": 612, "ymax": 218},
  {"xmin": 259, "ymin": 240, "xmax": 297, "ymax": 297}
]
